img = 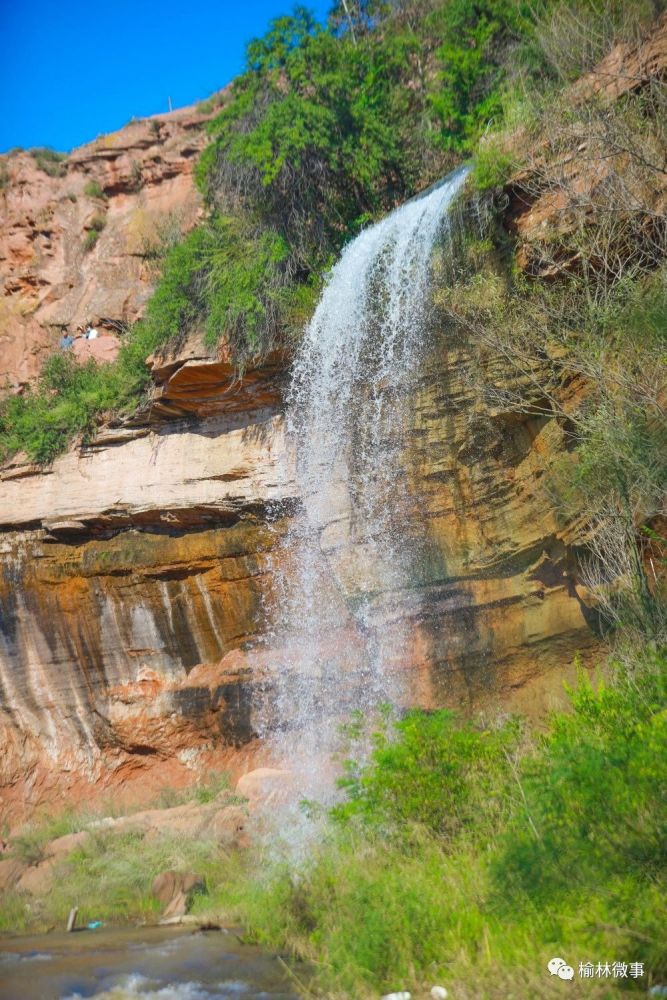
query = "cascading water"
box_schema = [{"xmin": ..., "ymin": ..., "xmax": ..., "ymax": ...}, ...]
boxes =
[{"xmin": 261, "ymin": 166, "xmax": 469, "ymax": 803}]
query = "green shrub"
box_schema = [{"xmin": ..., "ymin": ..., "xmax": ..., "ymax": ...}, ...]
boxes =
[
  {"xmin": 82, "ymin": 213, "xmax": 107, "ymax": 252},
  {"xmin": 470, "ymin": 138, "xmax": 517, "ymax": 191},
  {"xmin": 30, "ymin": 147, "xmax": 67, "ymax": 177},
  {"xmin": 142, "ymin": 214, "xmax": 316, "ymax": 362},
  {"xmin": 83, "ymin": 179, "xmax": 105, "ymax": 199},
  {"xmin": 333, "ymin": 708, "xmax": 520, "ymax": 843},
  {"xmin": 494, "ymin": 649, "xmax": 667, "ymax": 976},
  {"xmin": 218, "ymin": 648, "xmax": 667, "ymax": 994},
  {"xmin": 0, "ymin": 333, "xmax": 155, "ymax": 464},
  {"xmin": 83, "ymin": 230, "xmax": 99, "ymax": 252},
  {"xmin": 428, "ymin": 0, "xmax": 538, "ymax": 150}
]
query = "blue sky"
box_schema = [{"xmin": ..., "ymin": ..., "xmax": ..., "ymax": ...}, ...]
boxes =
[{"xmin": 0, "ymin": 0, "xmax": 331, "ymax": 153}]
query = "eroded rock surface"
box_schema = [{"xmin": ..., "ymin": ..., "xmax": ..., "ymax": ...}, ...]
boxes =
[
  {"xmin": 0, "ymin": 104, "xmax": 211, "ymax": 391},
  {"xmin": 504, "ymin": 12, "xmax": 667, "ymax": 277},
  {"xmin": 0, "ymin": 78, "xmax": 623, "ymax": 821},
  {"xmin": 0, "ymin": 326, "xmax": 601, "ymax": 821}
]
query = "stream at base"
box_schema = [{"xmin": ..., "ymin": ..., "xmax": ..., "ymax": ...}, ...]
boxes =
[{"xmin": 0, "ymin": 927, "xmax": 300, "ymax": 1000}]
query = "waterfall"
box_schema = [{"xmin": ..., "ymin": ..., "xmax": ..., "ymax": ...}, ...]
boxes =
[{"xmin": 261, "ymin": 166, "xmax": 469, "ymax": 801}]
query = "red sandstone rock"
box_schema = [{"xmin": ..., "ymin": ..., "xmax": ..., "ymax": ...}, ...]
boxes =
[
  {"xmin": 4, "ymin": 53, "xmax": 647, "ymax": 822},
  {"xmin": 0, "ymin": 856, "xmax": 26, "ymax": 893},
  {"xmin": 0, "ymin": 104, "xmax": 211, "ymax": 391},
  {"xmin": 503, "ymin": 14, "xmax": 667, "ymax": 277},
  {"xmin": 71, "ymin": 333, "xmax": 121, "ymax": 365},
  {"xmin": 235, "ymin": 769, "xmax": 294, "ymax": 809},
  {"xmin": 152, "ymin": 870, "xmax": 204, "ymax": 919},
  {"xmin": 17, "ymin": 857, "xmax": 56, "ymax": 895},
  {"xmin": 570, "ymin": 12, "xmax": 667, "ymax": 103}
]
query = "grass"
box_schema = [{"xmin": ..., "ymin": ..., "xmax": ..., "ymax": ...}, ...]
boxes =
[
  {"xmin": 82, "ymin": 213, "xmax": 107, "ymax": 252},
  {"xmin": 0, "ymin": 831, "xmax": 225, "ymax": 935},
  {"xmin": 83, "ymin": 230, "xmax": 100, "ymax": 252},
  {"xmin": 10, "ymin": 808, "xmax": 93, "ymax": 866},
  {"xmin": 0, "ymin": 318, "xmax": 159, "ymax": 463},
  {"xmin": 0, "ymin": 650, "xmax": 664, "ymax": 996},
  {"xmin": 0, "ymin": 769, "xmax": 237, "ymax": 934},
  {"xmin": 83, "ymin": 179, "xmax": 105, "ymax": 199},
  {"xmin": 189, "ymin": 647, "xmax": 667, "ymax": 997}
]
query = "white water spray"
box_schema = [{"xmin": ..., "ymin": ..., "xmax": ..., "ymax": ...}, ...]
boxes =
[{"xmin": 261, "ymin": 166, "xmax": 469, "ymax": 801}]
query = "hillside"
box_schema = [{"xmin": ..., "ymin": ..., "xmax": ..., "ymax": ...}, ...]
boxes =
[{"xmin": 0, "ymin": 1, "xmax": 665, "ymax": 996}]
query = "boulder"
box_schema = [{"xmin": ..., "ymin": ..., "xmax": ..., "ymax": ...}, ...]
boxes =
[
  {"xmin": 201, "ymin": 804, "xmax": 249, "ymax": 850},
  {"xmin": 17, "ymin": 857, "xmax": 56, "ymax": 895},
  {"xmin": 235, "ymin": 768, "xmax": 293, "ymax": 808},
  {"xmin": 151, "ymin": 869, "xmax": 204, "ymax": 919},
  {"xmin": 0, "ymin": 856, "xmax": 26, "ymax": 892}
]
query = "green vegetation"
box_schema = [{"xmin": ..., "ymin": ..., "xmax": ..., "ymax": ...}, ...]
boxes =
[
  {"xmin": 0, "ymin": 332, "xmax": 156, "ymax": 462},
  {"xmin": 82, "ymin": 214, "xmax": 106, "ymax": 252},
  {"xmin": 83, "ymin": 230, "xmax": 99, "ymax": 252},
  {"xmin": 1, "ymin": 0, "xmax": 548, "ymax": 464},
  {"xmin": 83, "ymin": 179, "xmax": 105, "ymax": 199},
  {"xmin": 3, "ymin": 651, "xmax": 664, "ymax": 996},
  {"xmin": 30, "ymin": 147, "xmax": 67, "ymax": 178},
  {"xmin": 197, "ymin": 90, "xmax": 226, "ymax": 115},
  {"xmin": 0, "ymin": 771, "xmax": 237, "ymax": 933},
  {"xmin": 0, "ymin": 830, "xmax": 224, "ymax": 935},
  {"xmin": 8, "ymin": 0, "xmax": 660, "ymax": 465},
  {"xmin": 0, "ymin": 7, "xmax": 665, "ymax": 998},
  {"xmin": 10, "ymin": 808, "xmax": 91, "ymax": 867},
  {"xmin": 144, "ymin": 215, "xmax": 318, "ymax": 355},
  {"xmin": 190, "ymin": 649, "xmax": 666, "ymax": 996},
  {"xmin": 0, "ymin": 162, "xmax": 10, "ymax": 191}
]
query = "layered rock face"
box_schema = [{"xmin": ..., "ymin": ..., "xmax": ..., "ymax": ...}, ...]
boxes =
[
  {"xmin": 0, "ymin": 95, "xmax": 611, "ymax": 823},
  {"xmin": 0, "ymin": 329, "xmax": 601, "ymax": 821},
  {"xmin": 0, "ymin": 104, "xmax": 210, "ymax": 390}
]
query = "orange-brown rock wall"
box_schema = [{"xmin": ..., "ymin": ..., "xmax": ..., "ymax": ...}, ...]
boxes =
[
  {"xmin": 0, "ymin": 332, "xmax": 601, "ymax": 821},
  {"xmin": 0, "ymin": 105, "xmax": 211, "ymax": 390}
]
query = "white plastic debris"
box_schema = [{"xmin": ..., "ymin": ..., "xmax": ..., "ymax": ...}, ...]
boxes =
[
  {"xmin": 381, "ymin": 993, "xmax": 411, "ymax": 1000},
  {"xmin": 431, "ymin": 988, "xmax": 448, "ymax": 1000}
]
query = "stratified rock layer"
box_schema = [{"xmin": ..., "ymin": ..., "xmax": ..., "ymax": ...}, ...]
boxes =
[
  {"xmin": 0, "ymin": 104, "xmax": 211, "ymax": 390},
  {"xmin": 4, "ymin": 59, "xmax": 643, "ymax": 818},
  {"xmin": 0, "ymin": 328, "xmax": 600, "ymax": 821}
]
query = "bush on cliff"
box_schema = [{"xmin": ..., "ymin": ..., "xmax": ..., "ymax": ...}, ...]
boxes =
[
  {"xmin": 189, "ymin": 0, "xmax": 539, "ymax": 356},
  {"xmin": 0, "ymin": 323, "xmax": 161, "ymax": 463},
  {"xmin": 0, "ymin": 0, "xmax": 544, "ymax": 464}
]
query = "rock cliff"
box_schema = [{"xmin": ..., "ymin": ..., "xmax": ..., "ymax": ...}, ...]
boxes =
[
  {"xmin": 0, "ymin": 101, "xmax": 608, "ymax": 823},
  {"xmin": 0, "ymin": 332, "xmax": 601, "ymax": 820},
  {"xmin": 0, "ymin": 103, "xmax": 211, "ymax": 391}
]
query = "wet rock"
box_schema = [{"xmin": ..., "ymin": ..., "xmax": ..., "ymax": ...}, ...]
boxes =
[{"xmin": 235, "ymin": 769, "xmax": 293, "ymax": 809}]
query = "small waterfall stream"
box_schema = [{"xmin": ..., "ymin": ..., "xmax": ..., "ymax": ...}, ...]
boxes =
[{"xmin": 262, "ymin": 166, "xmax": 469, "ymax": 800}]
